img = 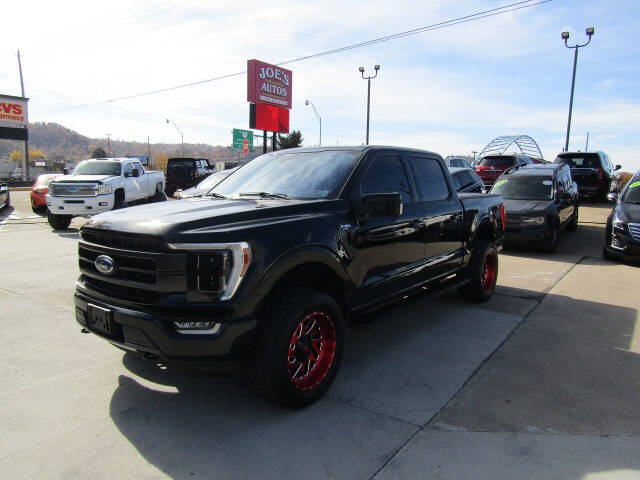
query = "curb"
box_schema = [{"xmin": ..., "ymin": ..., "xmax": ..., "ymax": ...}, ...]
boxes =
[{"xmin": 9, "ymin": 187, "xmax": 32, "ymax": 191}]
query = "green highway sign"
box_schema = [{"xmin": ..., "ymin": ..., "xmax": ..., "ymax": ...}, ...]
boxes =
[{"xmin": 233, "ymin": 128, "xmax": 253, "ymax": 150}]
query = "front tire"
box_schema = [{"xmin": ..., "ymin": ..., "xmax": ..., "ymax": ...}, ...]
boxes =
[
  {"xmin": 47, "ymin": 212, "xmax": 71, "ymax": 230},
  {"xmin": 542, "ymin": 222, "xmax": 559, "ymax": 253},
  {"xmin": 458, "ymin": 240, "xmax": 498, "ymax": 302},
  {"xmin": 251, "ymin": 287, "xmax": 345, "ymax": 408},
  {"xmin": 567, "ymin": 207, "xmax": 579, "ymax": 231}
]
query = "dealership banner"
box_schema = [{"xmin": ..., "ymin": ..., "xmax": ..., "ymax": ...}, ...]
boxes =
[
  {"xmin": 247, "ymin": 60, "xmax": 292, "ymax": 109},
  {"xmin": 0, "ymin": 94, "xmax": 28, "ymax": 128}
]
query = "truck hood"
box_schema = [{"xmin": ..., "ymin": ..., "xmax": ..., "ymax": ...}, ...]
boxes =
[
  {"xmin": 84, "ymin": 196, "xmax": 345, "ymax": 242},
  {"xmin": 503, "ymin": 199, "xmax": 554, "ymax": 215},
  {"xmin": 51, "ymin": 174, "xmax": 117, "ymax": 183}
]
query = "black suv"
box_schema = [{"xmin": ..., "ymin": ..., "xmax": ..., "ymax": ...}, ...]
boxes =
[
  {"xmin": 554, "ymin": 151, "xmax": 621, "ymax": 201},
  {"xmin": 74, "ymin": 146, "xmax": 505, "ymax": 408},
  {"xmin": 603, "ymin": 170, "xmax": 640, "ymax": 262},
  {"xmin": 490, "ymin": 163, "xmax": 579, "ymax": 253},
  {"xmin": 165, "ymin": 157, "xmax": 212, "ymax": 197}
]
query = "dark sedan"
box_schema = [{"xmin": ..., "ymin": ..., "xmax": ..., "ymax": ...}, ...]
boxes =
[
  {"xmin": 603, "ymin": 171, "xmax": 640, "ymax": 262},
  {"xmin": 490, "ymin": 163, "xmax": 579, "ymax": 253}
]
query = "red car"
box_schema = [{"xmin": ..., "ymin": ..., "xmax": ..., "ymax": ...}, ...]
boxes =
[
  {"xmin": 474, "ymin": 154, "xmax": 538, "ymax": 187},
  {"xmin": 30, "ymin": 174, "xmax": 61, "ymax": 212}
]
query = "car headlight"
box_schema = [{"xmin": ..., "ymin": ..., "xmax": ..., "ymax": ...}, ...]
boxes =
[
  {"xmin": 612, "ymin": 212, "xmax": 625, "ymax": 230},
  {"xmin": 168, "ymin": 242, "xmax": 251, "ymax": 300},
  {"xmin": 521, "ymin": 216, "xmax": 545, "ymax": 225},
  {"xmin": 98, "ymin": 184, "xmax": 112, "ymax": 195}
]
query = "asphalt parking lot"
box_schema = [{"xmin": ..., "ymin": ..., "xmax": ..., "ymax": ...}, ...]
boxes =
[{"xmin": 1, "ymin": 190, "xmax": 639, "ymax": 479}]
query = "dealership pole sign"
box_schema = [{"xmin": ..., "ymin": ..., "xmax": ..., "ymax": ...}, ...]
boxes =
[
  {"xmin": 247, "ymin": 60, "xmax": 293, "ymax": 109},
  {"xmin": 0, "ymin": 94, "xmax": 29, "ymax": 141}
]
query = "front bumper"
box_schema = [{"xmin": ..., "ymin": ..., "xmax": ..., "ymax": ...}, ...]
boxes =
[
  {"xmin": 604, "ymin": 228, "xmax": 640, "ymax": 262},
  {"xmin": 504, "ymin": 225, "xmax": 553, "ymax": 245},
  {"xmin": 47, "ymin": 193, "xmax": 114, "ymax": 215},
  {"xmin": 75, "ymin": 290, "xmax": 258, "ymax": 359}
]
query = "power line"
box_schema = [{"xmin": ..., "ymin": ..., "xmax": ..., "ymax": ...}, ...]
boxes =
[
  {"xmin": 44, "ymin": 0, "xmax": 552, "ymax": 113},
  {"xmin": 120, "ymin": 0, "xmax": 170, "ymax": 21}
]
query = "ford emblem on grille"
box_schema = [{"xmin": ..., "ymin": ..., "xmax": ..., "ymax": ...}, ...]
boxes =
[{"xmin": 95, "ymin": 255, "xmax": 116, "ymax": 275}]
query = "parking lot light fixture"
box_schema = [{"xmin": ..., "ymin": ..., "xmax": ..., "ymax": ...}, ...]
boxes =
[
  {"xmin": 166, "ymin": 118, "xmax": 184, "ymax": 156},
  {"xmin": 562, "ymin": 27, "xmax": 594, "ymax": 152},
  {"xmin": 360, "ymin": 65, "xmax": 380, "ymax": 145},
  {"xmin": 305, "ymin": 99, "xmax": 322, "ymax": 146}
]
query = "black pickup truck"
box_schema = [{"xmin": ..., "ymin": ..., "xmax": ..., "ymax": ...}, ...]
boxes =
[{"xmin": 74, "ymin": 146, "xmax": 505, "ymax": 408}]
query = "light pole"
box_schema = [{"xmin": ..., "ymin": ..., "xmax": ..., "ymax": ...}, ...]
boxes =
[
  {"xmin": 562, "ymin": 27, "xmax": 594, "ymax": 152},
  {"xmin": 305, "ymin": 99, "xmax": 322, "ymax": 146},
  {"xmin": 166, "ymin": 118, "xmax": 184, "ymax": 156},
  {"xmin": 359, "ymin": 64, "xmax": 380, "ymax": 145}
]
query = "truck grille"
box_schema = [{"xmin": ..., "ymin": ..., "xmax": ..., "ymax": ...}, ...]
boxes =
[
  {"xmin": 81, "ymin": 227, "xmax": 168, "ymax": 252},
  {"xmin": 629, "ymin": 223, "xmax": 640, "ymax": 242},
  {"xmin": 51, "ymin": 183, "xmax": 98, "ymax": 197},
  {"xmin": 81, "ymin": 276, "xmax": 169, "ymax": 303},
  {"xmin": 79, "ymin": 246, "xmax": 157, "ymax": 284}
]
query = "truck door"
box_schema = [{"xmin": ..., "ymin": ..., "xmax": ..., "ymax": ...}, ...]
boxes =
[
  {"xmin": 131, "ymin": 161, "xmax": 149, "ymax": 200},
  {"xmin": 347, "ymin": 152, "xmax": 429, "ymax": 309},
  {"xmin": 405, "ymin": 154, "xmax": 465, "ymax": 279},
  {"xmin": 122, "ymin": 162, "xmax": 137, "ymax": 202}
]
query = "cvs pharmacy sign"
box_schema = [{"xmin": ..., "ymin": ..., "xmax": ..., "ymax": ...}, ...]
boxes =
[{"xmin": 0, "ymin": 94, "xmax": 28, "ymax": 126}]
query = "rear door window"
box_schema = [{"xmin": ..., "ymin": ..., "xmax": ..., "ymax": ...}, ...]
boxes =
[
  {"xmin": 407, "ymin": 156, "xmax": 450, "ymax": 201},
  {"xmin": 479, "ymin": 156, "xmax": 515, "ymax": 168},
  {"xmin": 360, "ymin": 155, "xmax": 412, "ymax": 204}
]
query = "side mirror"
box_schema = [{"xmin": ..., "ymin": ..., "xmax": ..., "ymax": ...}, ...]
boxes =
[
  {"xmin": 361, "ymin": 193, "xmax": 402, "ymax": 218},
  {"xmin": 615, "ymin": 165, "xmax": 622, "ymax": 171},
  {"xmin": 132, "ymin": 169, "xmax": 140, "ymax": 178},
  {"xmin": 607, "ymin": 191, "xmax": 618, "ymax": 203}
]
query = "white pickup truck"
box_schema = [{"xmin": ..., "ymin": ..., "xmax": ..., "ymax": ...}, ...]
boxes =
[{"xmin": 46, "ymin": 158, "xmax": 165, "ymax": 230}]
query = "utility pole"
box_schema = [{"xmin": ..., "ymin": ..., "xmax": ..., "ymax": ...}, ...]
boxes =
[
  {"xmin": 585, "ymin": 132, "xmax": 590, "ymax": 151},
  {"xmin": 105, "ymin": 134, "xmax": 112, "ymax": 157},
  {"xmin": 17, "ymin": 49, "xmax": 29, "ymax": 181},
  {"xmin": 272, "ymin": 132, "xmax": 277, "ymax": 152},
  {"xmin": 263, "ymin": 130, "xmax": 267, "ymax": 154},
  {"xmin": 147, "ymin": 136, "xmax": 152, "ymax": 167}
]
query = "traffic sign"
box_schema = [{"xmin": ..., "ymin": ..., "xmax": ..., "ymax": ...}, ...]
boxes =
[
  {"xmin": 233, "ymin": 128, "xmax": 253, "ymax": 150},
  {"xmin": 243, "ymin": 139, "xmax": 249, "ymax": 155}
]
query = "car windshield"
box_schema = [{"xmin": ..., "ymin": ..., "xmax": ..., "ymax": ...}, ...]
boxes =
[
  {"xmin": 72, "ymin": 161, "xmax": 121, "ymax": 176},
  {"xmin": 211, "ymin": 150, "xmax": 359, "ymax": 199},
  {"xmin": 490, "ymin": 177, "xmax": 554, "ymax": 201},
  {"xmin": 622, "ymin": 178, "xmax": 640, "ymax": 203},
  {"xmin": 478, "ymin": 156, "xmax": 515, "ymax": 167},
  {"xmin": 197, "ymin": 170, "xmax": 234, "ymax": 189},
  {"xmin": 554, "ymin": 153, "xmax": 600, "ymax": 168}
]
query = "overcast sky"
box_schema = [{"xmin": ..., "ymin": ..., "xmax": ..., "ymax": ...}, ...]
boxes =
[{"xmin": 2, "ymin": 0, "xmax": 639, "ymax": 172}]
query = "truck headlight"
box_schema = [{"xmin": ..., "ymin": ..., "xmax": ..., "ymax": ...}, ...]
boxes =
[
  {"xmin": 168, "ymin": 242, "xmax": 251, "ymax": 300},
  {"xmin": 98, "ymin": 184, "xmax": 112, "ymax": 195},
  {"xmin": 521, "ymin": 216, "xmax": 545, "ymax": 225}
]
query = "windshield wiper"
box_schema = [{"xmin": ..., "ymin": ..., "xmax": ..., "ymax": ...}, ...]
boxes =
[
  {"xmin": 239, "ymin": 191, "xmax": 289, "ymax": 199},
  {"xmin": 204, "ymin": 192, "xmax": 228, "ymax": 199}
]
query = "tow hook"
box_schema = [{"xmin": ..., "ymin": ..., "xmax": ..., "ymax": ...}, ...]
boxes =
[{"xmin": 81, "ymin": 328, "xmax": 90, "ymax": 334}]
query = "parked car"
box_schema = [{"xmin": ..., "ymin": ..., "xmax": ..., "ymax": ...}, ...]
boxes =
[
  {"xmin": 603, "ymin": 170, "xmax": 640, "ymax": 262},
  {"xmin": 553, "ymin": 151, "xmax": 621, "ymax": 201},
  {"xmin": 30, "ymin": 174, "xmax": 62, "ymax": 212},
  {"xmin": 490, "ymin": 163, "xmax": 578, "ymax": 253},
  {"xmin": 475, "ymin": 154, "xmax": 535, "ymax": 187},
  {"xmin": 165, "ymin": 157, "xmax": 213, "ymax": 197},
  {"xmin": 177, "ymin": 167, "xmax": 238, "ymax": 199},
  {"xmin": 46, "ymin": 158, "xmax": 165, "ymax": 230},
  {"xmin": 74, "ymin": 146, "xmax": 505, "ymax": 408},
  {"xmin": 444, "ymin": 156, "xmax": 473, "ymax": 169},
  {"xmin": 0, "ymin": 182, "xmax": 9, "ymax": 209},
  {"xmin": 449, "ymin": 167, "xmax": 486, "ymax": 193}
]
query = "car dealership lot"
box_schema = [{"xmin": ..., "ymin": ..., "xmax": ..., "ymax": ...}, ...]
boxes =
[{"xmin": 1, "ymin": 191, "xmax": 639, "ymax": 479}]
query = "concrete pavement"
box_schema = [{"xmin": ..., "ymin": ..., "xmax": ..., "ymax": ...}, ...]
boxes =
[{"xmin": 1, "ymin": 191, "xmax": 638, "ymax": 479}]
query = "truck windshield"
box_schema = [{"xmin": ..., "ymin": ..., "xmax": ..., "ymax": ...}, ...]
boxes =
[
  {"xmin": 72, "ymin": 161, "xmax": 121, "ymax": 176},
  {"xmin": 210, "ymin": 151, "xmax": 359, "ymax": 199},
  {"xmin": 490, "ymin": 178, "xmax": 554, "ymax": 201}
]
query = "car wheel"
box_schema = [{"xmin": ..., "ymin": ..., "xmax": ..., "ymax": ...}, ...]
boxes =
[
  {"xmin": 457, "ymin": 240, "xmax": 498, "ymax": 302},
  {"xmin": 149, "ymin": 183, "xmax": 167, "ymax": 202},
  {"xmin": 165, "ymin": 185, "xmax": 176, "ymax": 198},
  {"xmin": 251, "ymin": 287, "xmax": 345, "ymax": 408},
  {"xmin": 602, "ymin": 245, "xmax": 616, "ymax": 261},
  {"xmin": 542, "ymin": 223, "xmax": 559, "ymax": 253},
  {"xmin": 5, "ymin": 191, "xmax": 10, "ymax": 208},
  {"xmin": 567, "ymin": 207, "xmax": 579, "ymax": 231},
  {"xmin": 47, "ymin": 212, "xmax": 72, "ymax": 230}
]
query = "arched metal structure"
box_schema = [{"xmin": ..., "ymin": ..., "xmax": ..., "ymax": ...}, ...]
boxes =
[{"xmin": 477, "ymin": 135, "xmax": 543, "ymax": 160}]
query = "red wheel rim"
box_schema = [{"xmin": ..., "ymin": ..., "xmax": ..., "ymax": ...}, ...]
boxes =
[
  {"xmin": 287, "ymin": 311, "xmax": 337, "ymax": 391},
  {"xmin": 481, "ymin": 252, "xmax": 497, "ymax": 293}
]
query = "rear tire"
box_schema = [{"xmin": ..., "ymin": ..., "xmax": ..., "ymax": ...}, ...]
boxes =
[
  {"xmin": 458, "ymin": 240, "xmax": 498, "ymax": 302},
  {"xmin": 149, "ymin": 183, "xmax": 167, "ymax": 202},
  {"xmin": 47, "ymin": 212, "xmax": 71, "ymax": 230},
  {"xmin": 165, "ymin": 185, "xmax": 176, "ymax": 198},
  {"xmin": 567, "ymin": 207, "xmax": 578, "ymax": 231},
  {"xmin": 251, "ymin": 287, "xmax": 345, "ymax": 408}
]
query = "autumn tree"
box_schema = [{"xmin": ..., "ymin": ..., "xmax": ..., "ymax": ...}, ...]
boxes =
[
  {"xmin": 91, "ymin": 147, "xmax": 107, "ymax": 158},
  {"xmin": 277, "ymin": 130, "xmax": 303, "ymax": 149},
  {"xmin": 10, "ymin": 150, "xmax": 22, "ymax": 162}
]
